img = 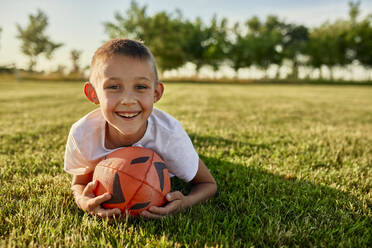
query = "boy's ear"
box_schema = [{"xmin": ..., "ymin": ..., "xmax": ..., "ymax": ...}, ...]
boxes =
[
  {"xmin": 84, "ymin": 82, "xmax": 99, "ymax": 104},
  {"xmin": 154, "ymin": 82, "xmax": 164, "ymax": 103}
]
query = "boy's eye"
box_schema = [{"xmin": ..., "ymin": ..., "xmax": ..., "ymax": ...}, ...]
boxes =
[
  {"xmin": 136, "ymin": 85, "xmax": 148, "ymax": 90},
  {"xmin": 107, "ymin": 85, "xmax": 119, "ymax": 90}
]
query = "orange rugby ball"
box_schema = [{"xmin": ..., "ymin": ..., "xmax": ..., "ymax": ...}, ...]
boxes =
[{"xmin": 93, "ymin": 147, "xmax": 171, "ymax": 216}]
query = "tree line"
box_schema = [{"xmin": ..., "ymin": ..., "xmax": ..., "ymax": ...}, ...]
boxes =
[
  {"xmin": 3, "ymin": 1, "xmax": 372, "ymax": 80},
  {"xmin": 104, "ymin": 1, "xmax": 371, "ymax": 80}
]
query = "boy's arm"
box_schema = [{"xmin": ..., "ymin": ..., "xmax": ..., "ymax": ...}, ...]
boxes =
[
  {"xmin": 71, "ymin": 172, "xmax": 121, "ymax": 218},
  {"xmin": 140, "ymin": 159, "xmax": 217, "ymax": 219}
]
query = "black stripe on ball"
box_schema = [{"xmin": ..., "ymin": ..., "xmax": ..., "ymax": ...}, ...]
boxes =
[
  {"xmin": 105, "ymin": 172, "xmax": 126, "ymax": 204},
  {"xmin": 129, "ymin": 201, "xmax": 151, "ymax": 210},
  {"xmin": 130, "ymin": 156, "xmax": 150, "ymax": 164},
  {"xmin": 154, "ymin": 162, "xmax": 166, "ymax": 191}
]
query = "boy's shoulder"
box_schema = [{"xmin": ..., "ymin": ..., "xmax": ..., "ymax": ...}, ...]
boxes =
[
  {"xmin": 150, "ymin": 108, "xmax": 184, "ymax": 134},
  {"xmin": 68, "ymin": 108, "xmax": 108, "ymax": 160},
  {"xmin": 70, "ymin": 108, "xmax": 104, "ymax": 139}
]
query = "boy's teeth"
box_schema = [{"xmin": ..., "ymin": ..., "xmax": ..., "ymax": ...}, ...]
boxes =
[{"xmin": 118, "ymin": 112, "xmax": 139, "ymax": 118}]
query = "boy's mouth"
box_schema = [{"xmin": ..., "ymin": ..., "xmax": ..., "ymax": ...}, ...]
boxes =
[{"xmin": 116, "ymin": 111, "xmax": 141, "ymax": 119}]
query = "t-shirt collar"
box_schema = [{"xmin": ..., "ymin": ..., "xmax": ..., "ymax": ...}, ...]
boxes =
[{"xmin": 132, "ymin": 115, "xmax": 153, "ymax": 147}]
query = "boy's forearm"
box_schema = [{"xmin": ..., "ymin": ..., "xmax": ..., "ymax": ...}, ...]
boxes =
[
  {"xmin": 182, "ymin": 182, "xmax": 217, "ymax": 209},
  {"xmin": 71, "ymin": 173, "xmax": 93, "ymax": 208},
  {"xmin": 71, "ymin": 184, "xmax": 86, "ymax": 208}
]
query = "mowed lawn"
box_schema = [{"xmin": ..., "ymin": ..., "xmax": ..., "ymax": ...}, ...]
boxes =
[{"xmin": 0, "ymin": 79, "xmax": 371, "ymax": 247}]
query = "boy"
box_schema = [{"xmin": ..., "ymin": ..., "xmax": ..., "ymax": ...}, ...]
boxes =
[{"xmin": 64, "ymin": 38, "xmax": 217, "ymax": 219}]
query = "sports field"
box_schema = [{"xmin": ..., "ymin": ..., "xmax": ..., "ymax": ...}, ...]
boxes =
[{"xmin": 0, "ymin": 79, "xmax": 371, "ymax": 247}]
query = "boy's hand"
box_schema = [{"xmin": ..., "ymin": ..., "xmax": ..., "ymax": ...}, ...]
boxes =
[
  {"xmin": 140, "ymin": 191, "xmax": 185, "ymax": 219},
  {"xmin": 78, "ymin": 180, "xmax": 121, "ymax": 219}
]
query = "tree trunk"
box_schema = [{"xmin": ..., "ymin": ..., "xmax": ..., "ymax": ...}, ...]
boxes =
[
  {"xmin": 28, "ymin": 57, "xmax": 36, "ymax": 72},
  {"xmin": 13, "ymin": 64, "xmax": 22, "ymax": 83},
  {"xmin": 275, "ymin": 64, "xmax": 281, "ymax": 79},
  {"xmin": 195, "ymin": 64, "xmax": 202, "ymax": 79},
  {"xmin": 292, "ymin": 61, "xmax": 299, "ymax": 79},
  {"xmin": 234, "ymin": 69, "xmax": 239, "ymax": 80},
  {"xmin": 329, "ymin": 66, "xmax": 334, "ymax": 81}
]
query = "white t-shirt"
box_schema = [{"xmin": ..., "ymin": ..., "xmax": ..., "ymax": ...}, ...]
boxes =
[{"xmin": 64, "ymin": 108, "xmax": 199, "ymax": 182}]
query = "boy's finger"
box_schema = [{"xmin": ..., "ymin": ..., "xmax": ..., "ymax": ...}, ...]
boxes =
[
  {"xmin": 82, "ymin": 180, "xmax": 97, "ymax": 196},
  {"xmin": 96, "ymin": 208, "xmax": 121, "ymax": 218},
  {"xmin": 140, "ymin": 210, "xmax": 163, "ymax": 219},
  {"xmin": 147, "ymin": 206, "xmax": 165, "ymax": 214},
  {"xmin": 86, "ymin": 194, "xmax": 110, "ymax": 210},
  {"xmin": 93, "ymin": 193, "xmax": 111, "ymax": 205},
  {"xmin": 148, "ymin": 201, "xmax": 179, "ymax": 215},
  {"xmin": 166, "ymin": 191, "xmax": 182, "ymax": 201}
]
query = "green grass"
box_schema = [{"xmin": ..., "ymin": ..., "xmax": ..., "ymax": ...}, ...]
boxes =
[{"xmin": 0, "ymin": 79, "xmax": 371, "ymax": 247}]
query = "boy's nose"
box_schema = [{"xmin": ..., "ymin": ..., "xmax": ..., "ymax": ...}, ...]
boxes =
[{"xmin": 120, "ymin": 93, "xmax": 136, "ymax": 105}]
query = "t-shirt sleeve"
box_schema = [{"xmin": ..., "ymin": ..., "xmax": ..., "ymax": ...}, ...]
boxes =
[
  {"xmin": 162, "ymin": 128, "xmax": 199, "ymax": 182},
  {"xmin": 64, "ymin": 128, "xmax": 95, "ymax": 175}
]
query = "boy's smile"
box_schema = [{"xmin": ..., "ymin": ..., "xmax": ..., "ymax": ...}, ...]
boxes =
[
  {"xmin": 86, "ymin": 55, "xmax": 163, "ymax": 148},
  {"xmin": 116, "ymin": 111, "xmax": 141, "ymax": 119}
]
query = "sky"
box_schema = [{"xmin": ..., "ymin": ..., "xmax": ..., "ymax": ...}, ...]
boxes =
[{"xmin": 0, "ymin": 0, "xmax": 372, "ymax": 72}]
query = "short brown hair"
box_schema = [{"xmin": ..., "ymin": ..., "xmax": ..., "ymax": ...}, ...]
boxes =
[{"xmin": 90, "ymin": 38, "xmax": 158, "ymax": 84}]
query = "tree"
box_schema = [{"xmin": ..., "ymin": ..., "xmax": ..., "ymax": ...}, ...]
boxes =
[
  {"xmin": 307, "ymin": 18, "xmax": 355, "ymax": 80},
  {"xmin": 244, "ymin": 16, "xmax": 284, "ymax": 78},
  {"xmin": 228, "ymin": 22, "xmax": 255, "ymax": 77},
  {"xmin": 307, "ymin": 25, "xmax": 336, "ymax": 79},
  {"xmin": 182, "ymin": 18, "xmax": 209, "ymax": 74},
  {"xmin": 246, "ymin": 16, "xmax": 261, "ymax": 34},
  {"xmin": 70, "ymin": 49, "xmax": 82, "ymax": 74},
  {"xmin": 306, "ymin": 1, "xmax": 371, "ymax": 80},
  {"xmin": 203, "ymin": 15, "xmax": 229, "ymax": 73},
  {"xmin": 351, "ymin": 15, "xmax": 372, "ymax": 68},
  {"xmin": 104, "ymin": 1, "xmax": 187, "ymax": 72},
  {"xmin": 349, "ymin": 0, "xmax": 361, "ymax": 25},
  {"xmin": 145, "ymin": 10, "xmax": 187, "ymax": 71},
  {"xmin": 282, "ymin": 24, "xmax": 309, "ymax": 79},
  {"xmin": 346, "ymin": 1, "xmax": 372, "ymax": 68},
  {"xmin": 104, "ymin": 1, "xmax": 149, "ymax": 41},
  {"xmin": 16, "ymin": 9, "xmax": 63, "ymax": 71}
]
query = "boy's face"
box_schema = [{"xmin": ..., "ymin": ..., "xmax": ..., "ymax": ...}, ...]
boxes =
[{"xmin": 87, "ymin": 55, "xmax": 163, "ymax": 143}]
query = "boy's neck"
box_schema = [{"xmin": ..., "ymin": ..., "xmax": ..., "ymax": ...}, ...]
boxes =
[{"xmin": 104, "ymin": 122, "xmax": 147, "ymax": 149}]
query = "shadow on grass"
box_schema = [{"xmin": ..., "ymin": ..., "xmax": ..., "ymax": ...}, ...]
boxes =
[{"xmin": 115, "ymin": 136, "xmax": 371, "ymax": 247}]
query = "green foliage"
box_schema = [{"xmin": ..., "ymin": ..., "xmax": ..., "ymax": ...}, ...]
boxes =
[
  {"xmin": 203, "ymin": 15, "xmax": 229, "ymax": 71},
  {"xmin": 182, "ymin": 18, "xmax": 209, "ymax": 72},
  {"xmin": 244, "ymin": 16, "xmax": 284, "ymax": 75},
  {"xmin": 16, "ymin": 9, "xmax": 63, "ymax": 71},
  {"xmin": 0, "ymin": 79, "xmax": 371, "ymax": 247},
  {"xmin": 306, "ymin": 1, "xmax": 372, "ymax": 79},
  {"xmin": 307, "ymin": 21, "xmax": 351, "ymax": 76},
  {"xmin": 350, "ymin": 15, "xmax": 372, "ymax": 67},
  {"xmin": 228, "ymin": 22, "xmax": 254, "ymax": 74},
  {"xmin": 104, "ymin": 1, "xmax": 148, "ymax": 41},
  {"xmin": 349, "ymin": 0, "xmax": 361, "ymax": 25},
  {"xmin": 104, "ymin": 1, "xmax": 187, "ymax": 72},
  {"xmin": 281, "ymin": 24, "xmax": 309, "ymax": 78},
  {"xmin": 102, "ymin": 1, "xmax": 371, "ymax": 80},
  {"xmin": 146, "ymin": 10, "xmax": 187, "ymax": 71},
  {"xmin": 226, "ymin": 16, "xmax": 307, "ymax": 78}
]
